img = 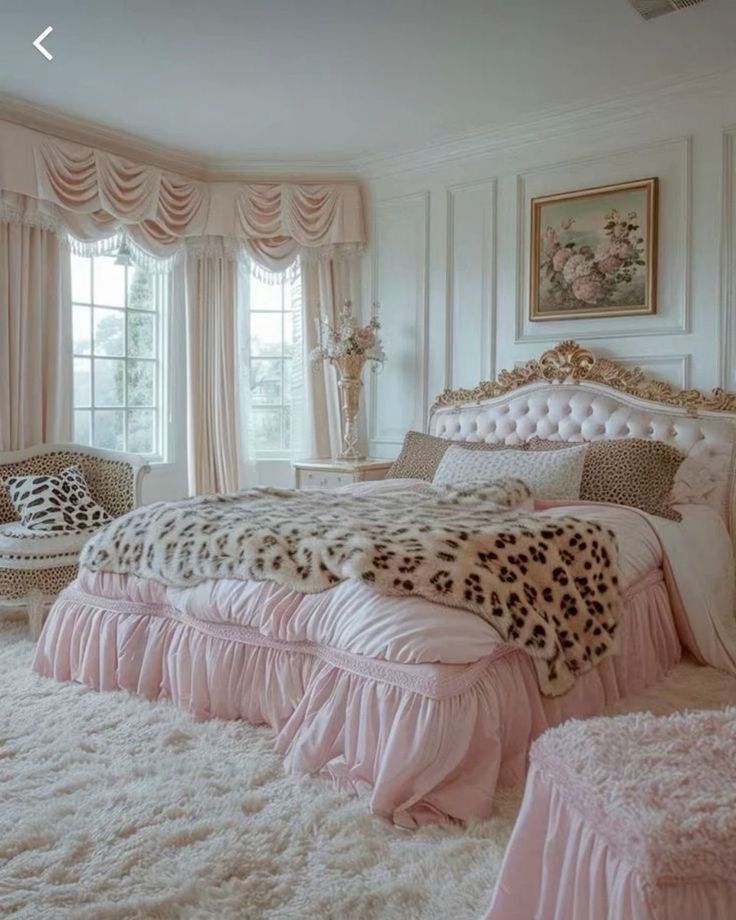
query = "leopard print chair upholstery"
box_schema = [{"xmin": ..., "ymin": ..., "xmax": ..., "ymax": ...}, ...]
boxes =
[{"xmin": 0, "ymin": 444, "xmax": 149, "ymax": 639}]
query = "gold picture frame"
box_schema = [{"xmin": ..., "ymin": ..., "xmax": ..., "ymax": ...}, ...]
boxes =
[{"xmin": 529, "ymin": 177, "xmax": 658, "ymax": 321}]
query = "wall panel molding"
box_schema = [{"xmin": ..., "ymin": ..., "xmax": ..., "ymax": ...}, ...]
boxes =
[
  {"xmin": 514, "ymin": 135, "xmax": 692, "ymax": 344},
  {"xmin": 613, "ymin": 353, "xmax": 690, "ymax": 389},
  {"xmin": 369, "ymin": 191, "xmax": 429, "ymax": 450},
  {"xmin": 445, "ymin": 178, "xmax": 497, "ymax": 391}
]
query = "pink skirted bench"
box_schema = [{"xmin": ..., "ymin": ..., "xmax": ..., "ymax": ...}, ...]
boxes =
[{"xmin": 486, "ymin": 708, "xmax": 736, "ymax": 920}]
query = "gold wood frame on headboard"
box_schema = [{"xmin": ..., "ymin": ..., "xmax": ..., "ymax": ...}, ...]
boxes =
[{"xmin": 432, "ymin": 341, "xmax": 736, "ymax": 415}]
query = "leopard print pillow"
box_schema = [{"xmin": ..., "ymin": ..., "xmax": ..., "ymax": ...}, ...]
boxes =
[
  {"xmin": 4, "ymin": 465, "xmax": 113, "ymax": 533},
  {"xmin": 388, "ymin": 430, "xmax": 527, "ymax": 481},
  {"xmin": 526, "ymin": 437, "xmax": 684, "ymax": 521}
]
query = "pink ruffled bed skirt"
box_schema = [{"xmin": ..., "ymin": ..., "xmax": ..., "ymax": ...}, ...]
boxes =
[
  {"xmin": 486, "ymin": 764, "xmax": 736, "ymax": 919},
  {"xmin": 33, "ymin": 572, "xmax": 681, "ymax": 826}
]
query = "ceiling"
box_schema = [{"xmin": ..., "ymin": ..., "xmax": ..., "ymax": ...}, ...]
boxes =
[{"xmin": 1, "ymin": 0, "xmax": 735, "ymax": 169}]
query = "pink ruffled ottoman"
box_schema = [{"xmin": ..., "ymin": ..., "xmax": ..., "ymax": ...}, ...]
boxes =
[{"xmin": 486, "ymin": 708, "xmax": 736, "ymax": 920}]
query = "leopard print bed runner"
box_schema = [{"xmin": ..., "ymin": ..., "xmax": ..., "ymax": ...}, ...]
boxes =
[{"xmin": 80, "ymin": 480, "xmax": 621, "ymax": 696}]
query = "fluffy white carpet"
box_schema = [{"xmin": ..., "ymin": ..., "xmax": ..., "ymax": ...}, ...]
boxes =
[{"xmin": 1, "ymin": 619, "xmax": 734, "ymax": 920}]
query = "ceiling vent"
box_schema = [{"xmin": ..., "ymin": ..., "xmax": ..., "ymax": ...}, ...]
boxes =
[{"xmin": 628, "ymin": 0, "xmax": 708, "ymax": 19}]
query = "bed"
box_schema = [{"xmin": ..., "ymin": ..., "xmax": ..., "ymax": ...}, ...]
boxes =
[{"xmin": 33, "ymin": 342, "xmax": 736, "ymax": 826}]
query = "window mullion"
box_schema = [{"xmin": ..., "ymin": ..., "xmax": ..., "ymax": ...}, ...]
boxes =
[
  {"xmin": 155, "ymin": 273, "xmax": 162, "ymax": 459},
  {"xmin": 89, "ymin": 258, "xmax": 96, "ymax": 446}
]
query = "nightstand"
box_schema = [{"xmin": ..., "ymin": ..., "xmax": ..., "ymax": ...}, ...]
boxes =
[{"xmin": 293, "ymin": 458, "xmax": 393, "ymax": 490}]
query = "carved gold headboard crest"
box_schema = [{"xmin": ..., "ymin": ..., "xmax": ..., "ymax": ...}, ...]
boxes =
[{"xmin": 432, "ymin": 341, "xmax": 736, "ymax": 415}]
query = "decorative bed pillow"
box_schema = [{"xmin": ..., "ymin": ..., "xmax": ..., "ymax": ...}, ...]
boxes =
[
  {"xmin": 433, "ymin": 443, "xmax": 588, "ymax": 500},
  {"xmin": 387, "ymin": 430, "xmax": 526, "ymax": 481},
  {"xmin": 527, "ymin": 437, "xmax": 684, "ymax": 521},
  {"xmin": 668, "ymin": 454, "xmax": 731, "ymax": 521},
  {"xmin": 3, "ymin": 465, "xmax": 112, "ymax": 534}
]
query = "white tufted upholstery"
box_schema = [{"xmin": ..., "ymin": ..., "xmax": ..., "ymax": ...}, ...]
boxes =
[{"xmin": 430, "ymin": 381, "xmax": 736, "ymax": 532}]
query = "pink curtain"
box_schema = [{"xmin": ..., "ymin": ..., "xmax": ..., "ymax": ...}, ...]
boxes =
[
  {"xmin": 185, "ymin": 239, "xmax": 239, "ymax": 495},
  {"xmin": 0, "ymin": 193, "xmax": 71, "ymax": 451}
]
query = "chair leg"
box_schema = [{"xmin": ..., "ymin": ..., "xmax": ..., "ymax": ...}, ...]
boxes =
[{"xmin": 27, "ymin": 590, "xmax": 47, "ymax": 641}]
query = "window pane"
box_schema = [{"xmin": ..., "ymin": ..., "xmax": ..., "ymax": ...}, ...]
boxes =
[
  {"xmin": 127, "ymin": 360, "xmax": 155, "ymax": 407},
  {"xmin": 71, "ymin": 254, "xmax": 91, "ymax": 303},
  {"xmin": 93, "ymin": 308, "xmax": 124, "ymax": 356},
  {"xmin": 70, "ymin": 254, "xmax": 162, "ymax": 458},
  {"xmin": 93, "ymin": 256, "xmax": 125, "ymax": 307},
  {"xmin": 250, "ymin": 275, "xmax": 282, "ymax": 311},
  {"xmin": 73, "ymin": 410, "xmax": 91, "ymax": 445},
  {"xmin": 251, "ymin": 409, "xmax": 282, "ymax": 451},
  {"xmin": 250, "ymin": 313, "xmax": 283, "ymax": 357},
  {"xmin": 127, "ymin": 311, "xmax": 155, "ymax": 358},
  {"xmin": 250, "ymin": 358, "xmax": 282, "ymax": 405},
  {"xmin": 94, "ymin": 358, "xmax": 125, "ymax": 406},
  {"xmin": 283, "ymin": 359, "xmax": 292, "ymax": 404},
  {"xmin": 73, "ymin": 305, "xmax": 92, "ymax": 355},
  {"xmin": 127, "ymin": 268, "xmax": 154, "ymax": 311},
  {"xmin": 93, "ymin": 410, "xmax": 124, "ymax": 451},
  {"xmin": 73, "ymin": 357, "xmax": 91, "ymax": 407},
  {"xmin": 283, "ymin": 312, "xmax": 294, "ymax": 357},
  {"xmin": 128, "ymin": 409, "xmax": 155, "ymax": 454},
  {"xmin": 283, "ymin": 407, "xmax": 291, "ymax": 450}
]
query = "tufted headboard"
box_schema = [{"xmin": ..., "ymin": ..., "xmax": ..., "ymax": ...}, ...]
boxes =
[{"xmin": 429, "ymin": 341, "xmax": 736, "ymax": 538}]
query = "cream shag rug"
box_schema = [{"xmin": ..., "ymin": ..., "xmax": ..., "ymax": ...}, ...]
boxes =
[{"xmin": 1, "ymin": 619, "xmax": 735, "ymax": 920}]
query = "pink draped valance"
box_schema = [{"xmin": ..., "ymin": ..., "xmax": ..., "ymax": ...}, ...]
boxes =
[
  {"xmin": 235, "ymin": 183, "xmax": 363, "ymax": 247},
  {"xmin": 0, "ymin": 120, "xmax": 365, "ymax": 271}
]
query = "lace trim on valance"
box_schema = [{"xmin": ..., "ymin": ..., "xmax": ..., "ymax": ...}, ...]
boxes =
[
  {"xmin": 0, "ymin": 199, "xmax": 66, "ymax": 235},
  {"xmin": 185, "ymin": 238, "xmax": 301, "ymax": 284},
  {"xmin": 66, "ymin": 232, "xmax": 184, "ymax": 274},
  {"xmin": 185, "ymin": 238, "xmax": 362, "ymax": 283},
  {"xmin": 1, "ymin": 194, "xmax": 362, "ymax": 282}
]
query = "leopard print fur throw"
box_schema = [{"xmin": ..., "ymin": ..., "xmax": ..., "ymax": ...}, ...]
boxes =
[{"xmin": 80, "ymin": 479, "xmax": 621, "ymax": 696}]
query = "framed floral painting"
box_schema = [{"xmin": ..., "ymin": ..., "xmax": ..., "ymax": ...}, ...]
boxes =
[{"xmin": 529, "ymin": 177, "xmax": 658, "ymax": 321}]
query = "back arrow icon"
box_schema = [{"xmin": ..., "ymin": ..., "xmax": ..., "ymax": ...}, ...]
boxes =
[{"xmin": 33, "ymin": 26, "xmax": 53, "ymax": 61}]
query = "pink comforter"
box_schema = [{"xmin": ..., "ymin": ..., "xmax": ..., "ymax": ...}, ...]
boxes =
[{"xmin": 35, "ymin": 480, "xmax": 726, "ymax": 825}]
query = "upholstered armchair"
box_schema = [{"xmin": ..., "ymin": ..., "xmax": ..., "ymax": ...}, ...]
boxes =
[{"xmin": 0, "ymin": 444, "xmax": 149, "ymax": 639}]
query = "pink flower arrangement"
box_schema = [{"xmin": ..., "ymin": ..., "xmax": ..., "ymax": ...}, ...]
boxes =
[
  {"xmin": 539, "ymin": 206, "xmax": 645, "ymax": 307},
  {"xmin": 311, "ymin": 300, "xmax": 385, "ymax": 367},
  {"xmin": 552, "ymin": 248, "xmax": 572, "ymax": 272}
]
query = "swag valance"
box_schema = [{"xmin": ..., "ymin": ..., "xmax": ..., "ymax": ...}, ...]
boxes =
[{"xmin": 0, "ymin": 119, "xmax": 365, "ymax": 272}]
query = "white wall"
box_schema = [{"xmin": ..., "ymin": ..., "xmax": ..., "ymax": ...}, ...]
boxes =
[{"xmin": 361, "ymin": 72, "xmax": 736, "ymax": 458}]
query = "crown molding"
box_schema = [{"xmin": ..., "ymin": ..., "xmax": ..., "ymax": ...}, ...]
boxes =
[
  {"xmin": 354, "ymin": 65, "xmax": 736, "ymax": 178},
  {"xmin": 0, "ymin": 93, "xmax": 209, "ymax": 178},
  {"xmin": 4, "ymin": 63, "xmax": 736, "ymax": 184},
  {"xmin": 0, "ymin": 92, "xmax": 356, "ymax": 181}
]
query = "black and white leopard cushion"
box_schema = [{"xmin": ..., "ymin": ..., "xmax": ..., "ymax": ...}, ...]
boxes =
[{"xmin": 4, "ymin": 465, "xmax": 112, "ymax": 534}]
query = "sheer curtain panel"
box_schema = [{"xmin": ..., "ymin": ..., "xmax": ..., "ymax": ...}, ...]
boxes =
[{"xmin": 185, "ymin": 240, "xmax": 239, "ymax": 495}]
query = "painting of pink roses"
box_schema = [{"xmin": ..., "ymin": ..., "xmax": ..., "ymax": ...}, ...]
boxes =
[{"xmin": 530, "ymin": 178, "xmax": 658, "ymax": 321}]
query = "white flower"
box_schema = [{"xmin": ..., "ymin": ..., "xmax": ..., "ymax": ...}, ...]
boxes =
[{"xmin": 563, "ymin": 253, "xmax": 594, "ymax": 283}]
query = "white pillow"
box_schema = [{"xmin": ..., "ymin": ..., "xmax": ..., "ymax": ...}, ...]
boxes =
[{"xmin": 433, "ymin": 443, "xmax": 588, "ymax": 500}]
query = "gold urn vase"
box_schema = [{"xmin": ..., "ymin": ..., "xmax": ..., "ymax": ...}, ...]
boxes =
[{"xmin": 334, "ymin": 353, "xmax": 366, "ymax": 461}]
